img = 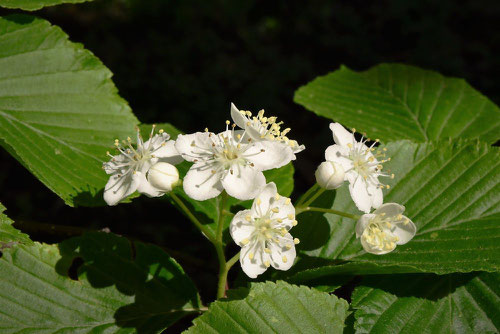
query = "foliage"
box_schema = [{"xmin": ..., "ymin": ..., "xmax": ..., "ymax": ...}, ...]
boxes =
[
  {"xmin": 0, "ymin": 0, "xmax": 92, "ymax": 11},
  {"xmin": 0, "ymin": 15, "xmax": 138, "ymax": 207},
  {"xmin": 0, "ymin": 3, "xmax": 498, "ymax": 332}
]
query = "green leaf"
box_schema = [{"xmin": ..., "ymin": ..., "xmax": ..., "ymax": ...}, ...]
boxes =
[
  {"xmin": 291, "ymin": 140, "xmax": 499, "ymax": 279},
  {"xmin": 0, "ymin": 15, "xmax": 138, "ymax": 207},
  {"xmin": 352, "ymin": 272, "xmax": 500, "ymax": 333},
  {"xmin": 0, "ymin": 232, "xmax": 202, "ymax": 333},
  {"xmin": 0, "ymin": 202, "xmax": 32, "ymax": 246},
  {"xmin": 0, "ymin": 0, "xmax": 92, "ymax": 11},
  {"xmin": 186, "ymin": 281, "xmax": 349, "ymax": 333},
  {"xmin": 295, "ymin": 64, "xmax": 500, "ymax": 144}
]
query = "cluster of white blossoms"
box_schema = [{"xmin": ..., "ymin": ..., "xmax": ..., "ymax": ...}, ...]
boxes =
[
  {"xmin": 103, "ymin": 105, "xmax": 416, "ymax": 275},
  {"xmin": 315, "ymin": 122, "xmax": 416, "ymax": 254}
]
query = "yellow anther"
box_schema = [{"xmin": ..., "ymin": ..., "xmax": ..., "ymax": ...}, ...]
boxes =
[
  {"xmin": 265, "ymin": 232, "xmax": 272, "ymax": 239},
  {"xmin": 272, "ymin": 207, "xmax": 279, "ymax": 213},
  {"xmin": 248, "ymin": 252, "xmax": 254, "ymax": 260},
  {"xmin": 260, "ymin": 226, "xmax": 267, "ymax": 232},
  {"xmin": 286, "ymin": 244, "xmax": 292, "ymax": 250},
  {"xmin": 376, "ymin": 138, "xmax": 380, "ymax": 142},
  {"xmin": 282, "ymin": 256, "xmax": 288, "ymax": 263},
  {"xmin": 383, "ymin": 147, "xmax": 387, "ymax": 151},
  {"xmin": 275, "ymin": 193, "xmax": 280, "ymax": 200},
  {"xmin": 245, "ymin": 215, "xmax": 251, "ymax": 221},
  {"xmin": 285, "ymin": 198, "xmax": 291, "ymax": 205},
  {"xmin": 352, "ymin": 128, "xmax": 356, "ymax": 133},
  {"xmin": 380, "ymin": 213, "xmax": 386, "ymax": 216},
  {"xmin": 236, "ymin": 134, "xmax": 241, "ymax": 139},
  {"xmin": 386, "ymin": 185, "xmax": 391, "ymax": 189},
  {"xmin": 277, "ymin": 218, "xmax": 283, "ymax": 223},
  {"xmin": 385, "ymin": 222, "xmax": 392, "ymax": 228},
  {"xmin": 241, "ymin": 239, "xmax": 249, "ymax": 245},
  {"xmin": 204, "ymin": 128, "xmax": 208, "ymax": 132},
  {"xmin": 281, "ymin": 228, "xmax": 287, "ymax": 236},
  {"xmin": 294, "ymin": 238, "xmax": 300, "ymax": 244},
  {"xmin": 287, "ymin": 214, "xmax": 294, "ymax": 220},
  {"xmin": 404, "ymin": 219, "xmax": 410, "ymax": 225},
  {"xmin": 127, "ymin": 136, "xmax": 132, "ymax": 142},
  {"xmin": 264, "ymin": 260, "xmax": 270, "ymax": 267},
  {"xmin": 368, "ymin": 156, "xmax": 375, "ymax": 162},
  {"xmin": 391, "ymin": 174, "xmax": 395, "ymax": 179},
  {"xmin": 347, "ymin": 143, "xmax": 353, "ymax": 148},
  {"xmin": 225, "ymin": 120, "xmax": 230, "ymax": 125},
  {"xmin": 211, "ymin": 170, "xmax": 216, "ymax": 174},
  {"xmin": 264, "ymin": 248, "xmax": 271, "ymax": 254},
  {"xmin": 256, "ymin": 198, "xmax": 261, "ymax": 205},
  {"xmin": 292, "ymin": 220, "xmax": 298, "ymax": 226},
  {"xmin": 264, "ymin": 219, "xmax": 271, "ymax": 224}
]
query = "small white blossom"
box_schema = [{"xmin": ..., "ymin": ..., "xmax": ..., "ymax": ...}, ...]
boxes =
[
  {"xmin": 356, "ymin": 203, "xmax": 416, "ymax": 255},
  {"xmin": 230, "ymin": 182, "xmax": 299, "ymax": 278},
  {"xmin": 231, "ymin": 103, "xmax": 305, "ymax": 156},
  {"xmin": 326, "ymin": 123, "xmax": 393, "ymax": 213},
  {"xmin": 315, "ymin": 161, "xmax": 345, "ymax": 190},
  {"xmin": 175, "ymin": 118, "xmax": 294, "ymax": 201},
  {"xmin": 103, "ymin": 126, "xmax": 182, "ymax": 206}
]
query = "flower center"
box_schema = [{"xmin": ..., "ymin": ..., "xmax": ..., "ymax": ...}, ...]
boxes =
[{"xmin": 362, "ymin": 215, "xmax": 399, "ymax": 251}]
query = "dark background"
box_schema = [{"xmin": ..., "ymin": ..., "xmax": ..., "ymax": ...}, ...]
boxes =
[{"xmin": 1, "ymin": 0, "xmax": 499, "ymax": 331}]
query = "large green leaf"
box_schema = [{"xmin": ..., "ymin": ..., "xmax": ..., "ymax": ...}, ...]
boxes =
[
  {"xmin": 0, "ymin": 0, "xmax": 92, "ymax": 11},
  {"xmin": 0, "ymin": 232, "xmax": 202, "ymax": 333},
  {"xmin": 352, "ymin": 272, "xmax": 500, "ymax": 333},
  {"xmin": 0, "ymin": 15, "xmax": 138, "ymax": 207},
  {"xmin": 295, "ymin": 64, "xmax": 500, "ymax": 144},
  {"xmin": 0, "ymin": 202, "xmax": 32, "ymax": 246},
  {"xmin": 290, "ymin": 140, "xmax": 499, "ymax": 280},
  {"xmin": 186, "ymin": 281, "xmax": 349, "ymax": 333}
]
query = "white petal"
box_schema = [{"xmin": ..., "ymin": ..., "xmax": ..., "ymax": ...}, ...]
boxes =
[
  {"xmin": 229, "ymin": 210, "xmax": 255, "ymax": 245},
  {"xmin": 154, "ymin": 140, "xmax": 184, "ymax": 164},
  {"xmin": 136, "ymin": 172, "xmax": 164, "ymax": 197},
  {"xmin": 251, "ymin": 182, "xmax": 278, "ymax": 215},
  {"xmin": 374, "ymin": 203, "xmax": 405, "ymax": 216},
  {"xmin": 393, "ymin": 217, "xmax": 417, "ymax": 245},
  {"xmin": 175, "ymin": 132, "xmax": 212, "ymax": 162},
  {"xmin": 221, "ymin": 164, "xmax": 265, "ymax": 200},
  {"xmin": 240, "ymin": 244, "xmax": 268, "ymax": 278},
  {"xmin": 246, "ymin": 140, "xmax": 293, "ymax": 171},
  {"xmin": 183, "ymin": 162, "xmax": 224, "ymax": 201},
  {"xmin": 369, "ymin": 184, "xmax": 384, "ymax": 209},
  {"xmin": 270, "ymin": 233, "xmax": 296, "ymax": 271},
  {"xmin": 103, "ymin": 172, "xmax": 140, "ymax": 206},
  {"xmin": 291, "ymin": 143, "xmax": 305, "ymax": 154},
  {"xmin": 329, "ymin": 122, "xmax": 355, "ymax": 147},
  {"xmin": 360, "ymin": 235, "xmax": 395, "ymax": 255},
  {"xmin": 355, "ymin": 214, "xmax": 375, "ymax": 238},
  {"xmin": 349, "ymin": 177, "xmax": 372, "ymax": 213},
  {"xmin": 324, "ymin": 145, "xmax": 352, "ymax": 171},
  {"xmin": 230, "ymin": 103, "xmax": 248, "ymax": 129}
]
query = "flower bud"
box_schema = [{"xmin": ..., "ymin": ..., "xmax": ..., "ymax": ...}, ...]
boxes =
[
  {"xmin": 315, "ymin": 161, "xmax": 345, "ymax": 190},
  {"xmin": 147, "ymin": 162, "xmax": 180, "ymax": 192}
]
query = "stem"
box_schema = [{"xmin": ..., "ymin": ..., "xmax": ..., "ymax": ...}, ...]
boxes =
[
  {"xmin": 215, "ymin": 192, "xmax": 229, "ymax": 299},
  {"xmin": 170, "ymin": 192, "xmax": 215, "ymax": 243},
  {"xmin": 295, "ymin": 183, "xmax": 320, "ymax": 207},
  {"xmin": 296, "ymin": 206, "xmax": 360, "ymax": 220},
  {"xmin": 301, "ymin": 187, "xmax": 326, "ymax": 208}
]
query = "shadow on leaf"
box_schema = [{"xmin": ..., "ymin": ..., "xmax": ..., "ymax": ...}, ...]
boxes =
[{"xmin": 55, "ymin": 231, "xmax": 201, "ymax": 333}]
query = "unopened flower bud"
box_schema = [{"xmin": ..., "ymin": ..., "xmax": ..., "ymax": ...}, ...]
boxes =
[
  {"xmin": 315, "ymin": 161, "xmax": 345, "ymax": 190},
  {"xmin": 147, "ymin": 162, "xmax": 180, "ymax": 192}
]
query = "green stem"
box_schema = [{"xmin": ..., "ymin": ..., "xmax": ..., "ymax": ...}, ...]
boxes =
[
  {"xmin": 295, "ymin": 183, "xmax": 320, "ymax": 207},
  {"xmin": 301, "ymin": 187, "xmax": 326, "ymax": 208},
  {"xmin": 296, "ymin": 206, "xmax": 360, "ymax": 220},
  {"xmin": 170, "ymin": 192, "xmax": 215, "ymax": 243},
  {"xmin": 215, "ymin": 192, "xmax": 229, "ymax": 299}
]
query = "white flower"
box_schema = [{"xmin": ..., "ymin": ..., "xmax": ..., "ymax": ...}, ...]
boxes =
[
  {"xmin": 175, "ymin": 122, "xmax": 293, "ymax": 201},
  {"xmin": 326, "ymin": 123, "xmax": 393, "ymax": 213},
  {"xmin": 230, "ymin": 182, "xmax": 299, "ymax": 278},
  {"xmin": 230, "ymin": 103, "xmax": 305, "ymax": 156},
  {"xmin": 356, "ymin": 203, "xmax": 416, "ymax": 255},
  {"xmin": 103, "ymin": 126, "xmax": 183, "ymax": 206},
  {"xmin": 315, "ymin": 161, "xmax": 345, "ymax": 190}
]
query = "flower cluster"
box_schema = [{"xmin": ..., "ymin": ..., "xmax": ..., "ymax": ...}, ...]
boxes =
[
  {"xmin": 102, "ymin": 103, "xmax": 416, "ymax": 277},
  {"xmin": 315, "ymin": 122, "xmax": 416, "ymax": 254}
]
